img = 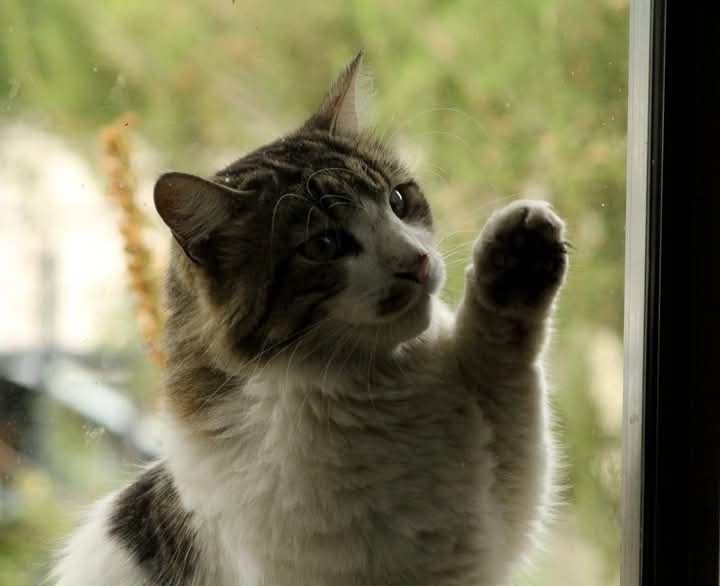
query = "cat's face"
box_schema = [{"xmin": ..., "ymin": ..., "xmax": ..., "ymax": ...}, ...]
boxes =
[{"xmin": 155, "ymin": 53, "xmax": 445, "ymax": 365}]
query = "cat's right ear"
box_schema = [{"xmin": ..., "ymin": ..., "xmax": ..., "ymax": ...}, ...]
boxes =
[
  {"xmin": 302, "ymin": 50, "xmax": 372, "ymax": 136},
  {"xmin": 154, "ymin": 172, "xmax": 242, "ymax": 266}
]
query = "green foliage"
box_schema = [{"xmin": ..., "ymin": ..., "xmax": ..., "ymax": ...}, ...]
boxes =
[{"xmin": 1, "ymin": 1, "xmax": 628, "ymax": 584}]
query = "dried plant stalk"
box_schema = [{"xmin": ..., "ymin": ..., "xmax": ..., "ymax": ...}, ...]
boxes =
[{"xmin": 101, "ymin": 113, "xmax": 165, "ymax": 367}]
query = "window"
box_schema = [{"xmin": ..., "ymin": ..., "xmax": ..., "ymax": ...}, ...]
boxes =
[
  {"xmin": 623, "ymin": 0, "xmax": 720, "ymax": 584},
  {"xmin": 0, "ymin": 2, "xmax": 649, "ymax": 584}
]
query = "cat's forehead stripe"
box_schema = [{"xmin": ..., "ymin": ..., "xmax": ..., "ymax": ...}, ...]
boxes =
[
  {"xmin": 278, "ymin": 135, "xmax": 395, "ymax": 193},
  {"xmin": 220, "ymin": 133, "xmax": 401, "ymax": 203}
]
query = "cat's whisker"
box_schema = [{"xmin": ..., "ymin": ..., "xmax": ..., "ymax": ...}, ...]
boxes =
[
  {"xmin": 365, "ymin": 328, "xmax": 380, "ymax": 413},
  {"xmin": 442, "ymin": 253, "xmax": 472, "ymax": 265},
  {"xmin": 390, "ymin": 344, "xmax": 409, "ymax": 380},
  {"xmin": 327, "ymin": 201, "xmax": 360, "ymax": 212},
  {"xmin": 435, "ymin": 195, "xmax": 517, "ymax": 233},
  {"xmin": 441, "ymin": 237, "xmax": 475, "ymax": 249},
  {"xmin": 319, "ymin": 326, "xmax": 356, "ymax": 392},
  {"xmin": 294, "ymin": 385, "xmax": 314, "ymax": 436},
  {"xmin": 441, "ymin": 244, "xmax": 474, "ymax": 257},
  {"xmin": 188, "ymin": 368, "xmax": 243, "ymax": 420},
  {"xmin": 320, "ymin": 193, "xmax": 357, "ymax": 205},
  {"xmin": 291, "ymin": 327, "xmax": 348, "ymax": 436},
  {"xmin": 337, "ymin": 325, "xmax": 362, "ymax": 374},
  {"xmin": 442, "ymin": 258, "xmax": 471, "ymax": 269},
  {"xmin": 190, "ymin": 319, "xmax": 333, "ymax": 421},
  {"xmin": 410, "ymin": 130, "xmax": 474, "ymax": 153},
  {"xmin": 426, "ymin": 162, "xmax": 451, "ymax": 180},
  {"xmin": 319, "ymin": 193, "xmax": 366, "ymax": 216},
  {"xmin": 282, "ymin": 325, "xmax": 317, "ymax": 393},
  {"xmin": 305, "ymin": 205, "xmax": 318, "ymax": 241},
  {"xmin": 390, "ymin": 106, "xmax": 489, "ymax": 139},
  {"xmin": 442, "ymin": 245, "xmax": 472, "ymax": 256},
  {"xmin": 270, "ymin": 192, "xmax": 309, "ymax": 255},
  {"xmin": 440, "ymin": 253, "xmax": 471, "ymax": 264},
  {"xmin": 415, "ymin": 163, "xmax": 451, "ymax": 184},
  {"xmin": 251, "ymin": 317, "xmax": 334, "ymax": 366},
  {"xmin": 289, "ymin": 325, "xmax": 353, "ymax": 437},
  {"xmin": 436, "ymin": 229, "xmax": 478, "ymax": 245},
  {"xmin": 264, "ymin": 319, "xmax": 334, "ymax": 373}
]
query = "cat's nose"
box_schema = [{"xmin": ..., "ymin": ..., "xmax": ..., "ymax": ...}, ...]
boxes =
[{"xmin": 394, "ymin": 253, "xmax": 430, "ymax": 284}]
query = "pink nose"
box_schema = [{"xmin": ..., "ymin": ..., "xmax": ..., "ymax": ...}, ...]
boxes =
[{"xmin": 395, "ymin": 253, "xmax": 430, "ymax": 284}]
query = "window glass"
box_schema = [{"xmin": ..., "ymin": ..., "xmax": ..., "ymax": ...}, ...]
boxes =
[{"xmin": 0, "ymin": 2, "xmax": 627, "ymax": 584}]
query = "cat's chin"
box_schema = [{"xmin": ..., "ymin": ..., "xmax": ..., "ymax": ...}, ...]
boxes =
[
  {"xmin": 318, "ymin": 293, "xmax": 433, "ymax": 356},
  {"xmin": 370, "ymin": 292, "xmax": 434, "ymax": 347}
]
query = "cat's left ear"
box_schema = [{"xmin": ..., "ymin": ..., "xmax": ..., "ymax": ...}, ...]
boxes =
[
  {"xmin": 154, "ymin": 172, "xmax": 247, "ymax": 266},
  {"xmin": 302, "ymin": 50, "xmax": 372, "ymax": 136}
]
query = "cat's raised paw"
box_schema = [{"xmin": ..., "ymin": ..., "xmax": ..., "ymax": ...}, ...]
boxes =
[{"xmin": 471, "ymin": 200, "xmax": 568, "ymax": 312}]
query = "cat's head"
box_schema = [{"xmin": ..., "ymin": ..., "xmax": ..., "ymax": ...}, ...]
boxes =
[{"xmin": 155, "ymin": 52, "xmax": 445, "ymax": 369}]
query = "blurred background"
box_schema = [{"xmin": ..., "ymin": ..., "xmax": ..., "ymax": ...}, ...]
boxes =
[{"xmin": 0, "ymin": 1, "xmax": 627, "ymax": 584}]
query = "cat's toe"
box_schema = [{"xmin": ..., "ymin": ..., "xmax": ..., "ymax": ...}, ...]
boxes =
[{"xmin": 472, "ymin": 200, "xmax": 568, "ymax": 311}]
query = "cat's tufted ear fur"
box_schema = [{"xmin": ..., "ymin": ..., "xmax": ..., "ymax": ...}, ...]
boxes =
[
  {"xmin": 303, "ymin": 50, "xmax": 372, "ymax": 136},
  {"xmin": 154, "ymin": 172, "xmax": 250, "ymax": 267}
]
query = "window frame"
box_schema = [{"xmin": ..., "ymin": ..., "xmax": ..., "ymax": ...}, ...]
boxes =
[{"xmin": 623, "ymin": 0, "xmax": 720, "ymax": 584}]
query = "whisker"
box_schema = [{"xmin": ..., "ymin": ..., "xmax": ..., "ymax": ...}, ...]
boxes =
[
  {"xmin": 436, "ymin": 230, "xmax": 479, "ymax": 246},
  {"xmin": 270, "ymin": 192, "xmax": 309, "ymax": 262},
  {"xmin": 305, "ymin": 206, "xmax": 317, "ymax": 241},
  {"xmin": 365, "ymin": 328, "xmax": 380, "ymax": 412},
  {"xmin": 390, "ymin": 106, "xmax": 489, "ymax": 139},
  {"xmin": 320, "ymin": 326, "xmax": 355, "ymax": 391},
  {"xmin": 190, "ymin": 318, "xmax": 336, "ymax": 420},
  {"xmin": 410, "ymin": 130, "xmax": 474, "ymax": 152},
  {"xmin": 327, "ymin": 201, "xmax": 359, "ymax": 211},
  {"xmin": 320, "ymin": 193, "xmax": 356, "ymax": 204},
  {"xmin": 291, "ymin": 325, "xmax": 349, "ymax": 435}
]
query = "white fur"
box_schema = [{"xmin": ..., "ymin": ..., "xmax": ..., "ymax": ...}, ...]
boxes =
[
  {"xmin": 154, "ymin": 319, "xmax": 511, "ymax": 585},
  {"xmin": 329, "ymin": 197, "xmax": 445, "ymax": 343},
  {"xmin": 50, "ymin": 496, "xmax": 149, "ymax": 586}
]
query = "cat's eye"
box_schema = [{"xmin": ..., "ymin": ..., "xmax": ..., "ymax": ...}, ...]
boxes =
[
  {"xmin": 299, "ymin": 232, "xmax": 343, "ymax": 262},
  {"xmin": 389, "ymin": 188, "xmax": 407, "ymax": 218}
]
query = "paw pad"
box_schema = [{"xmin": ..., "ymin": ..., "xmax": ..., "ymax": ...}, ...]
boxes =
[{"xmin": 474, "ymin": 201, "xmax": 568, "ymax": 309}]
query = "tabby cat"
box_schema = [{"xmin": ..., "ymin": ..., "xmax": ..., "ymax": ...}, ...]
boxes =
[{"xmin": 52, "ymin": 51, "xmax": 567, "ymax": 586}]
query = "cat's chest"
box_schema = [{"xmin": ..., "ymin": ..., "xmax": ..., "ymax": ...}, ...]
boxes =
[
  {"xmin": 168, "ymin": 374, "xmax": 497, "ymax": 585},
  {"xmin": 229, "ymin": 375, "xmax": 492, "ymax": 533},
  {"xmin": 240, "ymin": 375, "xmax": 479, "ymax": 476}
]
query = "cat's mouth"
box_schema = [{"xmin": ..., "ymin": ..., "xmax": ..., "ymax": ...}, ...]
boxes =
[{"xmin": 378, "ymin": 283, "xmax": 421, "ymax": 317}]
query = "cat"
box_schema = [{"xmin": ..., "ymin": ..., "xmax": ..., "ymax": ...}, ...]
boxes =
[{"xmin": 51, "ymin": 51, "xmax": 567, "ymax": 586}]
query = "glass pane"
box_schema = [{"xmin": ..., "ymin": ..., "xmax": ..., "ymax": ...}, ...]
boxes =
[{"xmin": 0, "ymin": 2, "xmax": 627, "ymax": 584}]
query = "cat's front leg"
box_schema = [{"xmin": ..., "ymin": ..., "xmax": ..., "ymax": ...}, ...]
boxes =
[
  {"xmin": 473, "ymin": 198, "xmax": 566, "ymax": 311},
  {"xmin": 457, "ymin": 199, "xmax": 567, "ymax": 369},
  {"xmin": 453, "ymin": 200, "xmax": 567, "ymax": 553}
]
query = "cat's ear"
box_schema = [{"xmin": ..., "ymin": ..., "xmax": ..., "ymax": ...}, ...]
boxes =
[
  {"xmin": 303, "ymin": 50, "xmax": 371, "ymax": 136},
  {"xmin": 154, "ymin": 172, "xmax": 244, "ymax": 265}
]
